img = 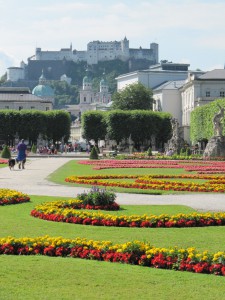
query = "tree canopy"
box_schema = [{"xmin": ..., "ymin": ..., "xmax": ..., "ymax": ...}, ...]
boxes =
[{"xmin": 112, "ymin": 83, "xmax": 153, "ymax": 110}]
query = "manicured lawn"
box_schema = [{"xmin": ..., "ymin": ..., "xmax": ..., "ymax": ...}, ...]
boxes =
[
  {"xmin": 1, "ymin": 158, "xmax": 225, "ymax": 299},
  {"xmin": 48, "ymin": 160, "xmax": 201, "ymax": 194},
  {"xmin": 1, "ymin": 194, "xmax": 225, "ymax": 299}
]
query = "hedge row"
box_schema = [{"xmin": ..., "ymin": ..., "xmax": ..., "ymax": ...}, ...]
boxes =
[
  {"xmin": 0, "ymin": 110, "xmax": 71, "ymax": 145},
  {"xmin": 82, "ymin": 110, "xmax": 172, "ymax": 148}
]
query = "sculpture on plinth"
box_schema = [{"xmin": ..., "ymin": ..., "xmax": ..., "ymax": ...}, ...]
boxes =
[
  {"xmin": 213, "ymin": 104, "xmax": 224, "ymax": 136},
  {"xmin": 165, "ymin": 118, "xmax": 184, "ymax": 154},
  {"xmin": 203, "ymin": 104, "xmax": 225, "ymax": 158}
]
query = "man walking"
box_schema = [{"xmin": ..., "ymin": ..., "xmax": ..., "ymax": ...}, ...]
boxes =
[{"xmin": 16, "ymin": 139, "xmax": 27, "ymax": 169}]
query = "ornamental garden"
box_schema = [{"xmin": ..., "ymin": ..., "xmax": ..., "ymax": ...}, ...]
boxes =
[{"xmin": 2, "ymin": 155, "xmax": 225, "ymax": 299}]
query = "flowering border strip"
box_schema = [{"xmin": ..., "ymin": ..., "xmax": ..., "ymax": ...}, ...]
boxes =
[
  {"xmin": 0, "ymin": 189, "xmax": 30, "ymax": 206},
  {"xmin": 78, "ymin": 159, "xmax": 225, "ymax": 173},
  {"xmin": 1, "ymin": 235, "xmax": 225, "ymax": 276},
  {"xmin": 31, "ymin": 200, "xmax": 225, "ymax": 228},
  {"xmin": 65, "ymin": 174, "xmax": 225, "ymax": 193},
  {"xmin": 0, "ymin": 159, "xmax": 7, "ymax": 164}
]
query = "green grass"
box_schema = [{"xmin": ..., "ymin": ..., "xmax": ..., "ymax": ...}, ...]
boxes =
[
  {"xmin": 48, "ymin": 160, "xmax": 201, "ymax": 194},
  {"xmin": 1, "ymin": 195, "xmax": 225, "ymax": 299},
  {"xmin": 1, "ymin": 159, "xmax": 225, "ymax": 299}
]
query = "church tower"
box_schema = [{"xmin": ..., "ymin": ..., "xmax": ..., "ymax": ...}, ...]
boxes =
[{"xmin": 79, "ymin": 68, "xmax": 95, "ymax": 113}]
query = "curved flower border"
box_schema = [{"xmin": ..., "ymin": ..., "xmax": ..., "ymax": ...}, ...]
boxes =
[
  {"xmin": 78, "ymin": 159, "xmax": 225, "ymax": 173},
  {"xmin": 1, "ymin": 235, "xmax": 225, "ymax": 276},
  {"xmin": 65, "ymin": 174, "xmax": 225, "ymax": 193},
  {"xmin": 31, "ymin": 199, "xmax": 225, "ymax": 228},
  {"xmin": 0, "ymin": 189, "xmax": 30, "ymax": 205}
]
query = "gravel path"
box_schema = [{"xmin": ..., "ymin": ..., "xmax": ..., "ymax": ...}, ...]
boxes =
[{"xmin": 1, "ymin": 157, "xmax": 225, "ymax": 211}]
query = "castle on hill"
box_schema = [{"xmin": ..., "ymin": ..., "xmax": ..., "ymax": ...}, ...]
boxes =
[
  {"xmin": 7, "ymin": 37, "xmax": 158, "ymax": 82},
  {"xmin": 32, "ymin": 37, "xmax": 158, "ymax": 65}
]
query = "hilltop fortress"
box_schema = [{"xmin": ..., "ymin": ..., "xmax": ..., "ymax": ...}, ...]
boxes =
[
  {"xmin": 7, "ymin": 37, "xmax": 158, "ymax": 82},
  {"xmin": 32, "ymin": 37, "xmax": 158, "ymax": 65}
]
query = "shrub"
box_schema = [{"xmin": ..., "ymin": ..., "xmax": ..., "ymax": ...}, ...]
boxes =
[
  {"xmin": 1, "ymin": 145, "xmax": 11, "ymax": 159},
  {"xmin": 90, "ymin": 146, "xmax": 99, "ymax": 159},
  {"xmin": 31, "ymin": 144, "xmax": 37, "ymax": 153},
  {"xmin": 147, "ymin": 147, "xmax": 152, "ymax": 157},
  {"xmin": 77, "ymin": 186, "xmax": 117, "ymax": 206}
]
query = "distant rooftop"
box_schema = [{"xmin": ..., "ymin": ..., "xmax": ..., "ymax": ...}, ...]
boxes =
[
  {"xmin": 0, "ymin": 87, "xmax": 30, "ymax": 94},
  {"xmin": 198, "ymin": 69, "xmax": 225, "ymax": 80},
  {"xmin": 153, "ymin": 80, "xmax": 185, "ymax": 91},
  {"xmin": 150, "ymin": 61, "xmax": 190, "ymax": 71}
]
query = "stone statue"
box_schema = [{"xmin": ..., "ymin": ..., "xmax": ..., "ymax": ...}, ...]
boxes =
[
  {"xmin": 171, "ymin": 118, "xmax": 179, "ymax": 139},
  {"xmin": 203, "ymin": 104, "xmax": 225, "ymax": 158},
  {"xmin": 166, "ymin": 118, "xmax": 184, "ymax": 154},
  {"xmin": 213, "ymin": 104, "xmax": 224, "ymax": 136}
]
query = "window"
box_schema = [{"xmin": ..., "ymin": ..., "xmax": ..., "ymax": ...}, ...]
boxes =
[
  {"xmin": 46, "ymin": 107, "xmax": 49, "ymax": 111},
  {"xmin": 30, "ymin": 106, "xmax": 35, "ymax": 109},
  {"xmin": 206, "ymin": 91, "xmax": 210, "ymax": 97},
  {"xmin": 220, "ymin": 91, "xmax": 225, "ymax": 97},
  {"xmin": 5, "ymin": 106, "xmax": 9, "ymax": 109},
  {"xmin": 84, "ymin": 97, "xmax": 86, "ymax": 102},
  {"xmin": 19, "ymin": 106, "xmax": 23, "ymax": 111}
]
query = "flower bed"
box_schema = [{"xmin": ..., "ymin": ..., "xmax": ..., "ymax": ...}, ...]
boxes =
[
  {"xmin": 65, "ymin": 174, "xmax": 225, "ymax": 193},
  {"xmin": 1, "ymin": 235, "xmax": 225, "ymax": 276},
  {"xmin": 78, "ymin": 159, "xmax": 225, "ymax": 173},
  {"xmin": 0, "ymin": 159, "xmax": 7, "ymax": 164},
  {"xmin": 31, "ymin": 199, "xmax": 225, "ymax": 228},
  {"xmin": 0, "ymin": 189, "xmax": 30, "ymax": 205}
]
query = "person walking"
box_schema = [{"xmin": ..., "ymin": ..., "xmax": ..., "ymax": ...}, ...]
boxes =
[{"xmin": 16, "ymin": 139, "xmax": 27, "ymax": 169}]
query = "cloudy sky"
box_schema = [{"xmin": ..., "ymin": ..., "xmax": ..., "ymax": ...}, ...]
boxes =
[{"xmin": 0, "ymin": 0, "xmax": 225, "ymax": 76}]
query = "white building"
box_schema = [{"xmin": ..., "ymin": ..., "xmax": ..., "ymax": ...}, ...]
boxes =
[
  {"xmin": 179, "ymin": 69, "xmax": 225, "ymax": 141},
  {"xmin": 79, "ymin": 72, "xmax": 111, "ymax": 114},
  {"xmin": 152, "ymin": 69, "xmax": 225, "ymax": 143},
  {"xmin": 7, "ymin": 61, "xmax": 26, "ymax": 82},
  {"xmin": 116, "ymin": 62, "xmax": 191, "ymax": 91},
  {"xmin": 0, "ymin": 87, "xmax": 53, "ymax": 111},
  {"xmin": 29, "ymin": 37, "xmax": 158, "ymax": 65},
  {"xmin": 153, "ymin": 80, "xmax": 185, "ymax": 125}
]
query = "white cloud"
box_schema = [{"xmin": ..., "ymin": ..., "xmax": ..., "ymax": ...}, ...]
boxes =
[
  {"xmin": 1, "ymin": 0, "xmax": 225, "ymax": 73},
  {"xmin": 0, "ymin": 50, "xmax": 19, "ymax": 76}
]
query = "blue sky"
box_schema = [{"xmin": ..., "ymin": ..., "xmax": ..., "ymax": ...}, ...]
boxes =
[{"xmin": 1, "ymin": 0, "xmax": 225, "ymax": 76}]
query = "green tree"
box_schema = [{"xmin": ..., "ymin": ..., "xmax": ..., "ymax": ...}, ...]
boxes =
[
  {"xmin": 50, "ymin": 81, "xmax": 79, "ymax": 106},
  {"xmin": 82, "ymin": 111, "xmax": 107, "ymax": 144},
  {"xmin": 106, "ymin": 110, "xmax": 130, "ymax": 144},
  {"xmin": 1, "ymin": 145, "xmax": 11, "ymax": 158},
  {"xmin": 45, "ymin": 111, "xmax": 71, "ymax": 144},
  {"xmin": 112, "ymin": 83, "xmax": 153, "ymax": 110}
]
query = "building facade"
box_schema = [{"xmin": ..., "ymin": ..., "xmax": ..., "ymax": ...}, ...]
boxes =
[
  {"xmin": 152, "ymin": 69, "xmax": 225, "ymax": 143},
  {"xmin": 116, "ymin": 62, "xmax": 191, "ymax": 91},
  {"xmin": 0, "ymin": 87, "xmax": 53, "ymax": 111}
]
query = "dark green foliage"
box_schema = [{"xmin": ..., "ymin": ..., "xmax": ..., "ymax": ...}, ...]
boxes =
[
  {"xmin": 1, "ymin": 145, "xmax": 11, "ymax": 158},
  {"xmin": 82, "ymin": 110, "xmax": 171, "ymax": 149},
  {"xmin": 45, "ymin": 111, "xmax": 71, "ymax": 144},
  {"xmin": 82, "ymin": 111, "xmax": 107, "ymax": 144},
  {"xmin": 190, "ymin": 99, "xmax": 225, "ymax": 143},
  {"xmin": 31, "ymin": 144, "xmax": 37, "ymax": 153},
  {"xmin": 50, "ymin": 81, "xmax": 79, "ymax": 106},
  {"xmin": 90, "ymin": 146, "xmax": 99, "ymax": 160},
  {"xmin": 147, "ymin": 147, "xmax": 152, "ymax": 156},
  {"xmin": 112, "ymin": 83, "xmax": 153, "ymax": 110},
  {"xmin": 77, "ymin": 186, "xmax": 116, "ymax": 206},
  {"xmin": 0, "ymin": 110, "xmax": 71, "ymax": 145},
  {"xmin": 106, "ymin": 110, "xmax": 130, "ymax": 144}
]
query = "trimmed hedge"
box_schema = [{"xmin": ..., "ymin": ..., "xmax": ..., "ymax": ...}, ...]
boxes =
[{"xmin": 190, "ymin": 99, "xmax": 225, "ymax": 143}]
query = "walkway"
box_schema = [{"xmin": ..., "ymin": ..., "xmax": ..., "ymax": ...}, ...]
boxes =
[{"xmin": 1, "ymin": 157, "xmax": 225, "ymax": 211}]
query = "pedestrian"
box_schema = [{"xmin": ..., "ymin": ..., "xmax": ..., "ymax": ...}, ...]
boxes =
[{"xmin": 16, "ymin": 139, "xmax": 27, "ymax": 169}]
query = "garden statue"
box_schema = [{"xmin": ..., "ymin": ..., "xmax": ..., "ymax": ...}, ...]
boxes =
[
  {"xmin": 165, "ymin": 118, "xmax": 184, "ymax": 154},
  {"xmin": 213, "ymin": 104, "xmax": 224, "ymax": 136},
  {"xmin": 203, "ymin": 104, "xmax": 225, "ymax": 158}
]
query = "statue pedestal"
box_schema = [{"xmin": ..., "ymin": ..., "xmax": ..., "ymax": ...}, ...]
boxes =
[{"xmin": 203, "ymin": 136, "xmax": 225, "ymax": 158}]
